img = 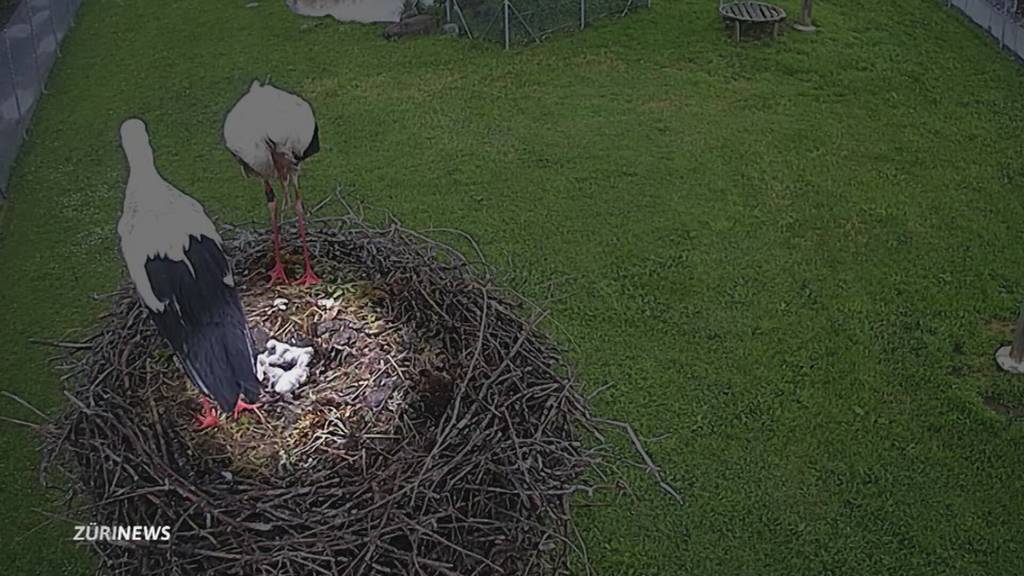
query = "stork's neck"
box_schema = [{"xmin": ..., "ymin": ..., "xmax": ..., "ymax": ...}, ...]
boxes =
[
  {"xmin": 125, "ymin": 144, "xmax": 156, "ymax": 176},
  {"xmin": 123, "ymin": 143, "xmax": 167, "ymax": 203}
]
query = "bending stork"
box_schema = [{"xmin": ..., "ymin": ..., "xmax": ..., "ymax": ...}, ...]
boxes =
[
  {"xmin": 117, "ymin": 118, "xmax": 261, "ymax": 429},
  {"xmin": 223, "ymin": 80, "xmax": 321, "ymax": 286}
]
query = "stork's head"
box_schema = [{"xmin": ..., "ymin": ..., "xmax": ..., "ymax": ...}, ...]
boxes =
[
  {"xmin": 120, "ymin": 118, "xmax": 149, "ymax": 149},
  {"xmin": 119, "ymin": 118, "xmax": 155, "ymax": 169}
]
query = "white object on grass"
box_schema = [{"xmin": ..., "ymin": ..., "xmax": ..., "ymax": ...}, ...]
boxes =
[
  {"xmin": 996, "ymin": 346, "xmax": 1024, "ymax": 374},
  {"xmin": 286, "ymin": 0, "xmax": 434, "ymax": 23},
  {"xmin": 995, "ymin": 307, "xmax": 1024, "ymax": 374}
]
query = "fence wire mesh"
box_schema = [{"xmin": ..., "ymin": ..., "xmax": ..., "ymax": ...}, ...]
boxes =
[
  {"xmin": 987, "ymin": 0, "xmax": 1024, "ymax": 20},
  {"xmin": 967, "ymin": 0, "xmax": 1024, "ymax": 21},
  {"xmin": 447, "ymin": 0, "xmax": 647, "ymax": 47},
  {"xmin": 0, "ymin": 0, "xmax": 82, "ymax": 199}
]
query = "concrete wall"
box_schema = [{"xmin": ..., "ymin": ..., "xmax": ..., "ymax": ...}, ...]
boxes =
[
  {"xmin": 0, "ymin": 0, "xmax": 84, "ymax": 200},
  {"xmin": 947, "ymin": 0, "xmax": 1024, "ymax": 61}
]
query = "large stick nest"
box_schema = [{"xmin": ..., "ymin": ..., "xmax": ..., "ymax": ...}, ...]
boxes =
[{"xmin": 39, "ymin": 197, "xmax": 679, "ymax": 575}]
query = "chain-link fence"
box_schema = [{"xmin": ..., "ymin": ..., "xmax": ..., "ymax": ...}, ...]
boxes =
[
  {"xmin": 445, "ymin": 0, "xmax": 649, "ymax": 47},
  {"xmin": 0, "ymin": 0, "xmax": 82, "ymax": 199},
  {"xmin": 946, "ymin": 0, "xmax": 1024, "ymax": 61}
]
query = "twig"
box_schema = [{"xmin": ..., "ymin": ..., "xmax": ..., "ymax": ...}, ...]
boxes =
[
  {"xmin": 2, "ymin": 390, "xmax": 50, "ymax": 421},
  {"xmin": 594, "ymin": 417, "xmax": 684, "ymax": 506},
  {"xmin": 28, "ymin": 338, "xmax": 94, "ymax": 350}
]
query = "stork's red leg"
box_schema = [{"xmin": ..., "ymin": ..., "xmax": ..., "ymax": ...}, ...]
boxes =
[
  {"xmin": 232, "ymin": 398, "xmax": 262, "ymax": 419},
  {"xmin": 292, "ymin": 185, "xmax": 321, "ymax": 286},
  {"xmin": 195, "ymin": 397, "xmax": 221, "ymax": 430},
  {"xmin": 266, "ymin": 181, "xmax": 289, "ymax": 285}
]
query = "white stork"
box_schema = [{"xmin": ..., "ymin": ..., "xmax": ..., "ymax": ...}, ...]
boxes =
[
  {"xmin": 117, "ymin": 118, "xmax": 261, "ymax": 429},
  {"xmin": 223, "ymin": 80, "xmax": 321, "ymax": 286}
]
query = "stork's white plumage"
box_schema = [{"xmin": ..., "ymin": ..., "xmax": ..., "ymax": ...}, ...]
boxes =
[
  {"xmin": 118, "ymin": 118, "xmax": 261, "ymax": 428},
  {"xmin": 223, "ymin": 80, "xmax": 321, "ymax": 286}
]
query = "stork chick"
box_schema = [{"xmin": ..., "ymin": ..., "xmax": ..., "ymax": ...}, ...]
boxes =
[
  {"xmin": 117, "ymin": 118, "xmax": 261, "ymax": 429},
  {"xmin": 256, "ymin": 339, "xmax": 314, "ymax": 395},
  {"xmin": 223, "ymin": 80, "xmax": 321, "ymax": 286}
]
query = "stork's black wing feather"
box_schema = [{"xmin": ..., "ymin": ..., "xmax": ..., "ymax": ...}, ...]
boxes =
[
  {"xmin": 144, "ymin": 235, "xmax": 260, "ymax": 412},
  {"xmin": 299, "ymin": 122, "xmax": 319, "ymax": 161}
]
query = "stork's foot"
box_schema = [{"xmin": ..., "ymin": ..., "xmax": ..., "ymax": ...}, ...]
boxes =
[
  {"xmin": 195, "ymin": 401, "xmax": 221, "ymax": 430},
  {"xmin": 269, "ymin": 262, "xmax": 290, "ymax": 286},
  {"xmin": 293, "ymin": 266, "xmax": 321, "ymax": 286},
  {"xmin": 233, "ymin": 398, "xmax": 261, "ymax": 419}
]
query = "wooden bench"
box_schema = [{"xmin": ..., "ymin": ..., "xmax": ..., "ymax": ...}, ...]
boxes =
[{"xmin": 719, "ymin": 1, "xmax": 786, "ymax": 42}]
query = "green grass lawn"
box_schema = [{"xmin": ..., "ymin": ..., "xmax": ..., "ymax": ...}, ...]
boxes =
[{"xmin": 2, "ymin": 0, "xmax": 1024, "ymax": 573}]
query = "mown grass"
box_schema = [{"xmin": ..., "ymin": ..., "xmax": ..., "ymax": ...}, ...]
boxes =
[{"xmin": 2, "ymin": 0, "xmax": 1024, "ymax": 574}]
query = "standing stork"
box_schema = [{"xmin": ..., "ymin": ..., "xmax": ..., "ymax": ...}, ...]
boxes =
[
  {"xmin": 223, "ymin": 80, "xmax": 321, "ymax": 286},
  {"xmin": 117, "ymin": 118, "xmax": 261, "ymax": 429}
]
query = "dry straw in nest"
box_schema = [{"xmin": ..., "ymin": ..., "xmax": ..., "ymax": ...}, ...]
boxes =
[{"xmin": 29, "ymin": 194, "xmax": 680, "ymax": 575}]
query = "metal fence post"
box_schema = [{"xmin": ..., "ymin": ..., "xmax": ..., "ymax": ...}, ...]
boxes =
[
  {"xmin": 580, "ymin": 0, "xmax": 585, "ymax": 29},
  {"xmin": 49, "ymin": 0, "xmax": 62, "ymax": 56},
  {"xmin": 1001, "ymin": 11, "xmax": 1006, "ymax": 48},
  {"xmin": 503, "ymin": 0, "xmax": 510, "ymax": 49},
  {"xmin": 25, "ymin": 0, "xmax": 43, "ymax": 91}
]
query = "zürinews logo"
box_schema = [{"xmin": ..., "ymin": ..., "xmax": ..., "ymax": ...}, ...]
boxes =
[{"xmin": 74, "ymin": 525, "xmax": 171, "ymax": 542}]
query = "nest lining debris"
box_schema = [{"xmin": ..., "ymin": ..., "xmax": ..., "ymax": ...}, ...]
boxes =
[
  {"xmin": 159, "ymin": 266, "xmax": 449, "ymax": 478},
  {"xmin": 38, "ymin": 196, "xmax": 680, "ymax": 575}
]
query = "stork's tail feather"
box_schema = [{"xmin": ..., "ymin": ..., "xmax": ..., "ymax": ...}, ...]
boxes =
[
  {"xmin": 180, "ymin": 317, "xmax": 260, "ymax": 413},
  {"xmin": 300, "ymin": 122, "xmax": 320, "ymax": 161}
]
